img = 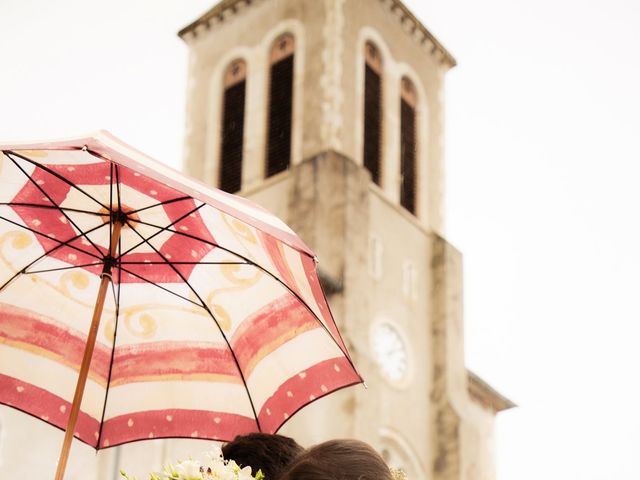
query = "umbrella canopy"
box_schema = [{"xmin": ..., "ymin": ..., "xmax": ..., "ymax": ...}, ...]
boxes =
[{"xmin": 0, "ymin": 131, "xmax": 361, "ymax": 477}]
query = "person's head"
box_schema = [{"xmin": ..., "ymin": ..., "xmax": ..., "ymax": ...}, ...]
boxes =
[
  {"xmin": 221, "ymin": 433, "xmax": 304, "ymax": 480},
  {"xmin": 279, "ymin": 438, "xmax": 394, "ymax": 480}
]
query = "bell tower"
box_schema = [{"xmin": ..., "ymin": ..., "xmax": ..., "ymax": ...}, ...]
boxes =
[
  {"xmin": 180, "ymin": 0, "xmax": 452, "ymax": 232},
  {"xmin": 179, "ymin": 1, "xmax": 514, "ymax": 480}
]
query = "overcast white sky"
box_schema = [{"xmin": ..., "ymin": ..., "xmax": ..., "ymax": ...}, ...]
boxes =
[{"xmin": 2, "ymin": 1, "xmax": 640, "ymax": 479}]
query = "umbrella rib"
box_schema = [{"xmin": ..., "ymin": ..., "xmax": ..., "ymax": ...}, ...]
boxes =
[
  {"xmin": 122, "ymin": 218, "xmax": 263, "ymax": 431},
  {"xmin": 0, "ymin": 202, "xmax": 104, "ymax": 217},
  {"xmin": 120, "ymin": 216, "xmax": 355, "ymax": 362},
  {"xmin": 115, "ymin": 164, "xmax": 122, "ymax": 213},
  {"xmin": 127, "ymin": 217, "xmax": 225, "ymax": 243},
  {"xmin": 128, "ymin": 195, "xmax": 193, "ymax": 215},
  {"xmin": 117, "ymin": 265, "xmax": 203, "ymax": 307},
  {"xmin": 4, "ymin": 150, "xmax": 109, "ymax": 210},
  {"xmin": 23, "ymin": 262, "xmax": 104, "ymax": 275},
  {"xmin": 197, "ymin": 309, "xmax": 262, "ymax": 432},
  {"xmin": 119, "ymin": 261, "xmax": 247, "ymax": 265},
  {"xmin": 0, "ymin": 222, "xmax": 106, "ymax": 293},
  {"xmin": 79, "ymin": 148, "xmax": 194, "ymax": 215},
  {"xmin": 244, "ymin": 253, "xmax": 357, "ymax": 363},
  {"xmin": 110, "ymin": 164, "xmax": 121, "ymax": 257},
  {"xmin": 97, "ymin": 164, "xmax": 120, "ymax": 448},
  {"xmin": 0, "ymin": 244, "xmax": 66, "ymax": 293},
  {"xmin": 97, "ymin": 240, "xmax": 122, "ymax": 449},
  {"xmin": 127, "ymin": 218, "xmax": 210, "ymax": 238},
  {"xmin": 118, "ymin": 203, "xmax": 205, "ymax": 258},
  {"xmin": 125, "ymin": 217, "xmax": 243, "ymax": 264},
  {"xmin": 7, "ymin": 155, "xmax": 105, "ymax": 257},
  {"xmin": 0, "ymin": 214, "xmax": 106, "ymax": 261},
  {"xmin": 109, "ymin": 161, "xmax": 114, "ymax": 221},
  {"xmin": 228, "ymin": 250, "xmax": 358, "ymax": 367}
]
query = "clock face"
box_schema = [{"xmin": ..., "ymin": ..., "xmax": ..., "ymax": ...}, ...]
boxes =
[{"xmin": 371, "ymin": 323, "xmax": 408, "ymax": 383}]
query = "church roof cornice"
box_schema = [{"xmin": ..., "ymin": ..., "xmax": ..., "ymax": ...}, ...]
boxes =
[
  {"xmin": 383, "ymin": 0, "xmax": 456, "ymax": 67},
  {"xmin": 178, "ymin": 0, "xmax": 252, "ymax": 39},
  {"xmin": 467, "ymin": 370, "xmax": 517, "ymax": 413},
  {"xmin": 178, "ymin": 0, "xmax": 456, "ymax": 67}
]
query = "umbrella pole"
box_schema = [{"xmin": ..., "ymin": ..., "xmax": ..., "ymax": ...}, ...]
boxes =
[{"xmin": 55, "ymin": 220, "xmax": 123, "ymax": 480}]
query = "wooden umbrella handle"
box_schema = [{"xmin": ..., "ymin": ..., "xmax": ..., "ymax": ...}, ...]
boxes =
[{"xmin": 55, "ymin": 221, "xmax": 122, "ymax": 480}]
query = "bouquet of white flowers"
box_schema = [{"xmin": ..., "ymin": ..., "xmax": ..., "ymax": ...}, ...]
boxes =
[
  {"xmin": 120, "ymin": 446, "xmax": 265, "ymax": 480},
  {"xmin": 390, "ymin": 468, "xmax": 407, "ymax": 480}
]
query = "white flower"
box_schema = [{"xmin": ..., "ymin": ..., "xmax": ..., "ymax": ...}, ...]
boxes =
[
  {"xmin": 206, "ymin": 446, "xmax": 224, "ymax": 462},
  {"xmin": 237, "ymin": 466, "xmax": 254, "ymax": 480},
  {"xmin": 211, "ymin": 460, "xmax": 235, "ymax": 480},
  {"xmin": 174, "ymin": 459, "xmax": 203, "ymax": 480},
  {"xmin": 121, "ymin": 445, "xmax": 264, "ymax": 480}
]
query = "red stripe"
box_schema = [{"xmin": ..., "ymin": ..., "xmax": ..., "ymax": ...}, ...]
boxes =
[
  {"xmin": 161, "ymin": 197, "xmax": 215, "ymax": 244},
  {"xmin": 47, "ymin": 160, "xmax": 111, "ymax": 186},
  {"xmin": 10, "ymin": 164, "xmax": 109, "ymax": 261},
  {"xmin": 231, "ymin": 295, "xmax": 319, "ymax": 375},
  {"xmin": 100, "ymin": 409, "xmax": 257, "ymax": 448},
  {"xmin": 92, "ymin": 132, "xmax": 313, "ymax": 256},
  {"xmin": 0, "ymin": 373, "xmax": 100, "ymax": 447},
  {"xmin": 0, "ymin": 303, "xmax": 111, "ymax": 382},
  {"xmin": 12, "ymin": 166, "xmax": 73, "ymax": 206},
  {"xmin": 300, "ymin": 254, "xmax": 347, "ymax": 351},
  {"xmin": 116, "ymin": 163, "xmax": 185, "ymax": 204},
  {"xmin": 110, "ymin": 342, "xmax": 239, "ymax": 385},
  {"xmin": 13, "ymin": 159, "xmax": 218, "ymax": 284},
  {"xmin": 2, "ymin": 133, "xmax": 314, "ymax": 256},
  {"xmin": 0, "ymin": 299, "xmax": 341, "ymax": 390},
  {"xmin": 118, "ymin": 259, "xmax": 181, "ymax": 283},
  {"xmin": 259, "ymin": 232, "xmax": 299, "ymax": 294},
  {"xmin": 258, "ymin": 357, "xmax": 362, "ymax": 433}
]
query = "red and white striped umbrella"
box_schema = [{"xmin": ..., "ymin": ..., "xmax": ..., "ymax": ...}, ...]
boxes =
[{"xmin": 0, "ymin": 131, "xmax": 361, "ymax": 479}]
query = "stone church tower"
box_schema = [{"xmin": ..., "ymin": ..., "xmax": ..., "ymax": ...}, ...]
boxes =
[
  {"xmin": 0, "ymin": 1, "xmax": 514, "ymax": 479},
  {"xmin": 177, "ymin": 1, "xmax": 514, "ymax": 480}
]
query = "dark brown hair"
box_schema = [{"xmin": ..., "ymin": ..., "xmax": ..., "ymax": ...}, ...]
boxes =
[
  {"xmin": 222, "ymin": 433, "xmax": 304, "ymax": 480},
  {"xmin": 279, "ymin": 439, "xmax": 393, "ymax": 480}
]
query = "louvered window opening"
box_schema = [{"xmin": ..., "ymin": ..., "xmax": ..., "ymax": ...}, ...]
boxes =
[
  {"xmin": 400, "ymin": 98, "xmax": 417, "ymax": 214},
  {"xmin": 219, "ymin": 79, "xmax": 246, "ymax": 193},
  {"xmin": 266, "ymin": 54, "xmax": 294, "ymax": 178},
  {"xmin": 364, "ymin": 63, "xmax": 382, "ymax": 185}
]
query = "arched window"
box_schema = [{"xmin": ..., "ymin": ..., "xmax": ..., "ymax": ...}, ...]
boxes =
[
  {"xmin": 400, "ymin": 77, "xmax": 417, "ymax": 214},
  {"xmin": 363, "ymin": 41, "xmax": 383, "ymax": 185},
  {"xmin": 219, "ymin": 59, "xmax": 247, "ymax": 193},
  {"xmin": 266, "ymin": 33, "xmax": 295, "ymax": 178}
]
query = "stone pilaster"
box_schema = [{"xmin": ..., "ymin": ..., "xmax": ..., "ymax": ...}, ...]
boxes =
[{"xmin": 430, "ymin": 235, "xmax": 466, "ymax": 480}]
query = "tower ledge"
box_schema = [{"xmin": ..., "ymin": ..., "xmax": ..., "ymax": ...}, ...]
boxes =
[
  {"xmin": 467, "ymin": 370, "xmax": 516, "ymax": 413},
  {"xmin": 178, "ymin": 0, "xmax": 252, "ymax": 39},
  {"xmin": 178, "ymin": 0, "xmax": 456, "ymax": 67}
]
